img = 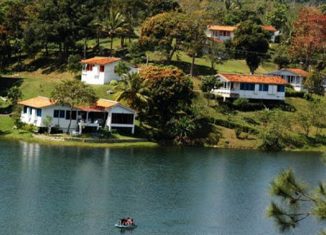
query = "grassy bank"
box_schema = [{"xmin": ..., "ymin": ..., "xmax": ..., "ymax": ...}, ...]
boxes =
[{"xmin": 0, "ymin": 115, "xmax": 158, "ymax": 148}]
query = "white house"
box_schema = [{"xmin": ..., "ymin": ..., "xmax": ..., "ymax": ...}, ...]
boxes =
[
  {"xmin": 267, "ymin": 68, "xmax": 309, "ymax": 92},
  {"xmin": 212, "ymin": 73, "xmax": 287, "ymax": 101},
  {"xmin": 18, "ymin": 96, "xmax": 136, "ymax": 134},
  {"xmin": 206, "ymin": 25, "xmax": 278, "ymax": 43},
  {"xmin": 81, "ymin": 57, "xmax": 121, "ymax": 85}
]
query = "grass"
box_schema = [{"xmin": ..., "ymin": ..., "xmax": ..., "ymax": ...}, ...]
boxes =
[{"xmin": 147, "ymin": 50, "xmax": 278, "ymax": 75}]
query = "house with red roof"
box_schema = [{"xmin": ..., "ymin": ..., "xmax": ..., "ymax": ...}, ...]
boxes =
[
  {"xmin": 267, "ymin": 68, "xmax": 309, "ymax": 92},
  {"xmin": 212, "ymin": 73, "xmax": 287, "ymax": 101},
  {"xmin": 18, "ymin": 96, "xmax": 136, "ymax": 134},
  {"xmin": 206, "ymin": 24, "xmax": 279, "ymax": 43},
  {"xmin": 81, "ymin": 57, "xmax": 122, "ymax": 85}
]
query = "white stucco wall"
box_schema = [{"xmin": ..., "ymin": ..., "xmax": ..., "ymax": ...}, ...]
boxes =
[
  {"xmin": 21, "ymin": 103, "xmax": 136, "ymax": 133},
  {"xmin": 212, "ymin": 83, "xmax": 285, "ymax": 101},
  {"xmin": 81, "ymin": 62, "xmax": 121, "ymax": 85},
  {"xmin": 21, "ymin": 105, "xmax": 80, "ymax": 131},
  {"xmin": 268, "ymin": 70, "xmax": 305, "ymax": 91}
]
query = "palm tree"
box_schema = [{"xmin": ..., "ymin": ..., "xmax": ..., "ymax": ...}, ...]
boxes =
[
  {"xmin": 115, "ymin": 72, "xmax": 149, "ymax": 111},
  {"xmin": 101, "ymin": 9, "xmax": 127, "ymax": 52}
]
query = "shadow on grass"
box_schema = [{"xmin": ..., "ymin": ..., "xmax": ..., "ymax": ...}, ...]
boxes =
[
  {"xmin": 151, "ymin": 60, "xmax": 216, "ymax": 76},
  {"xmin": 170, "ymin": 61, "xmax": 216, "ymax": 76},
  {"xmin": 0, "ymin": 77, "xmax": 23, "ymax": 96},
  {"xmin": 23, "ymin": 56, "xmax": 67, "ymax": 74}
]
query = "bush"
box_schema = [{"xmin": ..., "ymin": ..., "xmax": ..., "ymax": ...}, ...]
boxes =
[
  {"xmin": 285, "ymin": 87, "xmax": 305, "ymax": 98},
  {"xmin": 114, "ymin": 61, "xmax": 131, "ymax": 76},
  {"xmin": 233, "ymin": 98, "xmax": 249, "ymax": 107},
  {"xmin": 259, "ymin": 128, "xmax": 285, "ymax": 151},
  {"xmin": 201, "ymin": 76, "xmax": 221, "ymax": 92},
  {"xmin": 21, "ymin": 124, "xmax": 38, "ymax": 133},
  {"xmin": 98, "ymin": 127, "xmax": 112, "ymax": 139}
]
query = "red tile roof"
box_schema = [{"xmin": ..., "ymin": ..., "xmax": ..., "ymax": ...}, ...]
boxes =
[
  {"xmin": 81, "ymin": 57, "xmax": 121, "ymax": 65},
  {"xmin": 18, "ymin": 97, "xmax": 123, "ymax": 111},
  {"xmin": 208, "ymin": 25, "xmax": 277, "ymax": 33},
  {"xmin": 207, "ymin": 25, "xmax": 237, "ymax": 32},
  {"xmin": 261, "ymin": 25, "xmax": 277, "ymax": 32},
  {"xmin": 219, "ymin": 73, "xmax": 287, "ymax": 85},
  {"xmin": 18, "ymin": 96, "xmax": 55, "ymax": 108},
  {"xmin": 284, "ymin": 68, "xmax": 309, "ymax": 77}
]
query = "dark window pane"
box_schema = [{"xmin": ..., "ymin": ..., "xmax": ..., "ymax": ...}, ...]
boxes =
[
  {"xmin": 100, "ymin": 65, "xmax": 105, "ymax": 72},
  {"xmin": 54, "ymin": 110, "xmax": 59, "ymax": 118},
  {"xmin": 36, "ymin": 109, "xmax": 42, "ymax": 117},
  {"xmin": 111, "ymin": 113, "xmax": 134, "ymax": 124},
  {"xmin": 277, "ymin": 85, "xmax": 285, "ymax": 92},
  {"xmin": 23, "ymin": 106, "xmax": 27, "ymax": 113},
  {"xmin": 60, "ymin": 110, "xmax": 65, "ymax": 118},
  {"xmin": 66, "ymin": 111, "xmax": 70, "ymax": 120}
]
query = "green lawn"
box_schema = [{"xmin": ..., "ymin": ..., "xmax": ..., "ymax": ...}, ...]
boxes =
[{"xmin": 148, "ymin": 50, "xmax": 277, "ymax": 75}]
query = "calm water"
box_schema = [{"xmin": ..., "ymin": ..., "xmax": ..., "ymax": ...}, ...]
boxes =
[{"xmin": 0, "ymin": 141, "xmax": 325, "ymax": 235}]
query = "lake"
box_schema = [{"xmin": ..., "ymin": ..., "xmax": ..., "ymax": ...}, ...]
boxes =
[{"xmin": 0, "ymin": 141, "xmax": 325, "ymax": 234}]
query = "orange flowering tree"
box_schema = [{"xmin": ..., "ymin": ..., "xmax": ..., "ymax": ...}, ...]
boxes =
[{"xmin": 289, "ymin": 7, "xmax": 326, "ymax": 68}]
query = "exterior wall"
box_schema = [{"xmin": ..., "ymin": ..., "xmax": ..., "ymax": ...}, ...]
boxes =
[
  {"xmin": 206, "ymin": 29, "xmax": 234, "ymax": 41},
  {"xmin": 21, "ymin": 103, "xmax": 136, "ymax": 134},
  {"xmin": 212, "ymin": 82, "xmax": 285, "ymax": 101},
  {"xmin": 81, "ymin": 62, "xmax": 121, "ymax": 85},
  {"xmin": 268, "ymin": 70, "xmax": 305, "ymax": 91},
  {"xmin": 21, "ymin": 105, "xmax": 80, "ymax": 131},
  {"xmin": 105, "ymin": 105, "xmax": 136, "ymax": 134}
]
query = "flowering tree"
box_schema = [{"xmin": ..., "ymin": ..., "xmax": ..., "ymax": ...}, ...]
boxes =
[{"xmin": 289, "ymin": 7, "xmax": 326, "ymax": 68}]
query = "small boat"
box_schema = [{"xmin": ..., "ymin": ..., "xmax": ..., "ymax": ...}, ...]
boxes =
[
  {"xmin": 115, "ymin": 217, "xmax": 137, "ymax": 229},
  {"xmin": 114, "ymin": 223, "xmax": 137, "ymax": 229}
]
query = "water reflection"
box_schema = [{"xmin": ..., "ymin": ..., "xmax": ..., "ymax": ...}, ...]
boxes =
[{"xmin": 0, "ymin": 143, "xmax": 324, "ymax": 235}]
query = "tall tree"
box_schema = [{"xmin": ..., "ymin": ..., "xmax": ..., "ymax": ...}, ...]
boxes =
[
  {"xmin": 139, "ymin": 12, "xmax": 188, "ymax": 62},
  {"xmin": 51, "ymin": 80, "xmax": 97, "ymax": 133},
  {"xmin": 101, "ymin": 9, "xmax": 127, "ymax": 52},
  {"xmin": 115, "ymin": 72, "xmax": 149, "ymax": 111},
  {"xmin": 232, "ymin": 20, "xmax": 270, "ymax": 74},
  {"xmin": 267, "ymin": 169, "xmax": 326, "ymax": 233},
  {"xmin": 289, "ymin": 7, "xmax": 326, "ymax": 69},
  {"xmin": 139, "ymin": 65, "xmax": 193, "ymax": 132}
]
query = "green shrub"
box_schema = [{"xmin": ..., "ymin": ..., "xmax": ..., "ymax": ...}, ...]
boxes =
[
  {"xmin": 98, "ymin": 127, "xmax": 112, "ymax": 139},
  {"xmin": 233, "ymin": 98, "xmax": 249, "ymax": 107},
  {"xmin": 259, "ymin": 128, "xmax": 284, "ymax": 151},
  {"xmin": 21, "ymin": 124, "xmax": 38, "ymax": 133},
  {"xmin": 201, "ymin": 76, "xmax": 221, "ymax": 92},
  {"xmin": 285, "ymin": 87, "xmax": 305, "ymax": 98}
]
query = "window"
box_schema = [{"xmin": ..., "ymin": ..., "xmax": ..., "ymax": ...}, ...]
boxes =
[
  {"xmin": 54, "ymin": 110, "xmax": 59, "ymax": 118},
  {"xmin": 66, "ymin": 111, "xmax": 77, "ymax": 120},
  {"xmin": 240, "ymin": 83, "xmax": 255, "ymax": 91},
  {"xmin": 259, "ymin": 84, "xmax": 269, "ymax": 91},
  {"xmin": 23, "ymin": 106, "xmax": 28, "ymax": 114},
  {"xmin": 36, "ymin": 109, "xmax": 42, "ymax": 117},
  {"xmin": 277, "ymin": 85, "xmax": 285, "ymax": 92},
  {"xmin": 86, "ymin": 64, "xmax": 93, "ymax": 71},
  {"xmin": 29, "ymin": 108, "xmax": 32, "ymax": 115},
  {"xmin": 60, "ymin": 110, "xmax": 65, "ymax": 118},
  {"xmin": 111, "ymin": 113, "xmax": 134, "ymax": 124},
  {"xmin": 100, "ymin": 65, "xmax": 105, "ymax": 72}
]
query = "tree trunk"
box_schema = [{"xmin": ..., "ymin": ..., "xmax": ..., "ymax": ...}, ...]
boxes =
[
  {"xmin": 167, "ymin": 46, "xmax": 177, "ymax": 63},
  {"xmin": 190, "ymin": 54, "xmax": 195, "ymax": 76},
  {"xmin": 96, "ymin": 28, "xmax": 100, "ymax": 49},
  {"xmin": 110, "ymin": 36, "xmax": 114, "ymax": 53},
  {"xmin": 120, "ymin": 37, "xmax": 125, "ymax": 48},
  {"xmin": 83, "ymin": 39, "xmax": 87, "ymax": 59}
]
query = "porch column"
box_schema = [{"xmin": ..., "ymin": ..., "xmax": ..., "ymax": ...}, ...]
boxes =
[
  {"xmin": 86, "ymin": 112, "xmax": 89, "ymax": 123},
  {"xmin": 131, "ymin": 114, "xmax": 136, "ymax": 134}
]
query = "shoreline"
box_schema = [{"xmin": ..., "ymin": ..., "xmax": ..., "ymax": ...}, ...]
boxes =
[
  {"xmin": 0, "ymin": 135, "xmax": 159, "ymax": 149},
  {"xmin": 0, "ymin": 135, "xmax": 325, "ymax": 153}
]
